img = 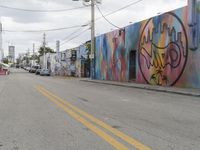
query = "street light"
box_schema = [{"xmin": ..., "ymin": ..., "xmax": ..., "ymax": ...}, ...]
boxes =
[{"xmin": 72, "ymin": 0, "xmax": 101, "ymax": 78}]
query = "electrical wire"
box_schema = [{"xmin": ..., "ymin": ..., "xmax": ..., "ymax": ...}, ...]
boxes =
[
  {"xmin": 95, "ymin": 0, "xmax": 144, "ymax": 21},
  {"xmin": 58, "ymin": 0, "xmax": 144, "ymax": 48},
  {"xmin": 56, "ymin": 0, "xmax": 145, "ymax": 47},
  {"xmin": 60, "ymin": 27, "xmax": 90, "ymax": 47},
  {"xmin": 60, "ymin": 28, "xmax": 90, "ymax": 47},
  {"xmin": 0, "ymin": 5, "xmax": 88, "ymax": 12},
  {"xmin": 96, "ymin": 4, "xmax": 121, "ymax": 29},
  {"xmin": 2, "ymin": 25, "xmax": 88, "ymax": 33},
  {"xmin": 60, "ymin": 27, "xmax": 86, "ymax": 42},
  {"xmin": 1, "ymin": 0, "xmax": 144, "ymax": 33},
  {"xmin": 1, "ymin": 0, "xmax": 144, "ymax": 48}
]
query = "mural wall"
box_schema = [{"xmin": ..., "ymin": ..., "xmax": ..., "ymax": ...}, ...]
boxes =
[
  {"xmin": 76, "ymin": 44, "xmax": 90, "ymax": 77},
  {"xmin": 95, "ymin": 0, "xmax": 200, "ymax": 88},
  {"xmin": 45, "ymin": 44, "xmax": 90, "ymax": 77},
  {"xmin": 95, "ymin": 30, "xmax": 127, "ymax": 81}
]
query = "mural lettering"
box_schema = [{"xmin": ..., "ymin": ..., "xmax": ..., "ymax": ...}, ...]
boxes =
[{"xmin": 138, "ymin": 12, "xmax": 188, "ymax": 86}]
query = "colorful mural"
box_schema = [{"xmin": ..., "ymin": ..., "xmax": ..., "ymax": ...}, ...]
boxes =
[
  {"xmin": 44, "ymin": 44, "xmax": 90, "ymax": 77},
  {"xmin": 138, "ymin": 12, "xmax": 188, "ymax": 86},
  {"xmin": 95, "ymin": 0, "xmax": 200, "ymax": 88},
  {"xmin": 76, "ymin": 44, "xmax": 90, "ymax": 77},
  {"xmin": 96, "ymin": 29, "xmax": 127, "ymax": 81}
]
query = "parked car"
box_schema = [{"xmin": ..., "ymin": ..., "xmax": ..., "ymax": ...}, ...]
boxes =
[
  {"xmin": 35, "ymin": 69, "xmax": 41, "ymax": 75},
  {"xmin": 29, "ymin": 65, "xmax": 40, "ymax": 73},
  {"xmin": 40, "ymin": 69, "xmax": 50, "ymax": 76},
  {"xmin": 22, "ymin": 66, "xmax": 26, "ymax": 70},
  {"xmin": 25, "ymin": 67, "xmax": 31, "ymax": 71},
  {"xmin": 16, "ymin": 64, "xmax": 20, "ymax": 68},
  {"xmin": 29, "ymin": 67, "xmax": 36, "ymax": 73}
]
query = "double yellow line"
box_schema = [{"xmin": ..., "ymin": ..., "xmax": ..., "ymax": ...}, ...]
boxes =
[{"xmin": 35, "ymin": 85, "xmax": 152, "ymax": 150}]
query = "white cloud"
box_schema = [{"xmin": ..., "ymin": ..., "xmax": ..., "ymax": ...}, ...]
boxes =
[{"xmin": 0, "ymin": 0, "xmax": 187, "ymax": 57}]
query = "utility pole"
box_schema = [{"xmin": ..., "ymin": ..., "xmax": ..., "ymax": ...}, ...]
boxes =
[
  {"xmin": 56, "ymin": 40, "xmax": 60, "ymax": 53},
  {"xmin": 72, "ymin": 0, "xmax": 101, "ymax": 79},
  {"xmin": 0, "ymin": 21, "xmax": 3, "ymax": 62},
  {"xmin": 32, "ymin": 43, "xmax": 36, "ymax": 66},
  {"xmin": 27, "ymin": 48, "xmax": 30, "ymax": 57},
  {"xmin": 90, "ymin": 0, "xmax": 95, "ymax": 79},
  {"xmin": 27, "ymin": 49, "xmax": 30, "ymax": 66},
  {"xmin": 33, "ymin": 43, "xmax": 35, "ymax": 55},
  {"xmin": 43, "ymin": 33, "xmax": 46, "ymax": 69},
  {"xmin": 56, "ymin": 40, "xmax": 60, "ymax": 63}
]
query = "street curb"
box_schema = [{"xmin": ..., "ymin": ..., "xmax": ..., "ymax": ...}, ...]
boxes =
[{"xmin": 80, "ymin": 79, "xmax": 200, "ymax": 97}]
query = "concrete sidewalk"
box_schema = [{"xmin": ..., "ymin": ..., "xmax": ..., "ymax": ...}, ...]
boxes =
[{"xmin": 81, "ymin": 79, "xmax": 200, "ymax": 97}]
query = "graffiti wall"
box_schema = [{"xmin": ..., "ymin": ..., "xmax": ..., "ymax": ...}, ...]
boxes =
[
  {"xmin": 95, "ymin": 30, "xmax": 127, "ymax": 81},
  {"xmin": 76, "ymin": 44, "xmax": 90, "ymax": 77},
  {"xmin": 45, "ymin": 45, "xmax": 90, "ymax": 77},
  {"xmin": 95, "ymin": 0, "xmax": 200, "ymax": 88}
]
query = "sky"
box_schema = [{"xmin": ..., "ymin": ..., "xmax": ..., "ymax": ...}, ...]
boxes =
[{"xmin": 0, "ymin": 0, "xmax": 187, "ymax": 58}]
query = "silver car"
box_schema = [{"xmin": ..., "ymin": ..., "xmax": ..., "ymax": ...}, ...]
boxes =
[{"xmin": 40, "ymin": 69, "xmax": 50, "ymax": 76}]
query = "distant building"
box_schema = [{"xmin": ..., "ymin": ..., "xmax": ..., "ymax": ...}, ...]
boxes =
[{"xmin": 8, "ymin": 46, "xmax": 15, "ymax": 63}]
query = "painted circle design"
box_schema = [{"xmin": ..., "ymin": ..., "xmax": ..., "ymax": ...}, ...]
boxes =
[{"xmin": 138, "ymin": 12, "xmax": 188, "ymax": 86}]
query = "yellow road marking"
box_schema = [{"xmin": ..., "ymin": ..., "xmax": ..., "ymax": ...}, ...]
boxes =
[
  {"xmin": 37, "ymin": 85, "xmax": 152, "ymax": 150},
  {"xmin": 36, "ymin": 86, "xmax": 129, "ymax": 150}
]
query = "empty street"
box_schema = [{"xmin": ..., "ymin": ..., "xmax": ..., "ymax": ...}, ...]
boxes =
[{"xmin": 0, "ymin": 69, "xmax": 200, "ymax": 150}]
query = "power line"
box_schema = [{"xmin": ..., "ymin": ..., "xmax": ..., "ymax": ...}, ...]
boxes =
[
  {"xmin": 2, "ymin": 24, "xmax": 88, "ymax": 33},
  {"xmin": 60, "ymin": 28, "xmax": 90, "ymax": 47},
  {"xmin": 1, "ymin": 0, "xmax": 143, "ymax": 33},
  {"xmin": 2, "ymin": 0, "xmax": 144, "ymax": 48},
  {"xmin": 59, "ymin": 0, "xmax": 144, "ymax": 47},
  {"xmin": 53, "ymin": 24, "xmax": 90, "ymax": 50},
  {"xmin": 52, "ymin": 23, "xmax": 89, "ymax": 49},
  {"xmin": 52, "ymin": 25, "xmax": 88, "ymax": 50},
  {"xmin": 96, "ymin": 4, "xmax": 121, "ymax": 29},
  {"xmin": 96, "ymin": 0, "xmax": 144, "ymax": 21},
  {"xmin": 61, "ymin": 26, "xmax": 87, "ymax": 42},
  {"xmin": 0, "ymin": 5, "xmax": 88, "ymax": 12}
]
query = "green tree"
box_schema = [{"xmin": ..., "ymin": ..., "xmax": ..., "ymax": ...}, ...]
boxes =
[
  {"xmin": 22, "ymin": 56, "xmax": 30, "ymax": 65},
  {"xmin": 34, "ymin": 55, "xmax": 40, "ymax": 64},
  {"xmin": 38, "ymin": 47, "xmax": 55, "ymax": 57},
  {"xmin": 3, "ymin": 58, "xmax": 9, "ymax": 64}
]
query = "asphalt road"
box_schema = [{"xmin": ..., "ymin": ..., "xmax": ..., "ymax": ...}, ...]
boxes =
[{"xmin": 0, "ymin": 68, "xmax": 200, "ymax": 150}]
